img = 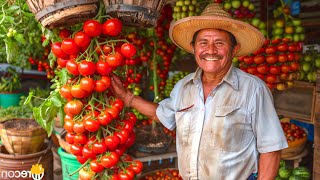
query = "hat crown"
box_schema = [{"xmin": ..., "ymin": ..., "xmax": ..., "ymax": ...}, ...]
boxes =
[{"xmin": 201, "ymin": 3, "xmax": 231, "ymax": 18}]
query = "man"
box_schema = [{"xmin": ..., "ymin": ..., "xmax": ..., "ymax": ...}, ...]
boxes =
[{"xmin": 111, "ymin": 3, "xmax": 288, "ymax": 180}]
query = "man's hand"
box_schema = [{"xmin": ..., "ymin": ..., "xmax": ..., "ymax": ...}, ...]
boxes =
[{"xmin": 110, "ymin": 73, "xmax": 133, "ymax": 106}]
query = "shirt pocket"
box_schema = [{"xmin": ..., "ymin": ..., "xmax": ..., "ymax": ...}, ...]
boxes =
[
  {"xmin": 175, "ymin": 105, "xmax": 194, "ymax": 146},
  {"xmin": 210, "ymin": 106, "xmax": 253, "ymax": 152}
]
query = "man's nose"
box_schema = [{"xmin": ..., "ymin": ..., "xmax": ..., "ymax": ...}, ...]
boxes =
[{"xmin": 207, "ymin": 43, "xmax": 218, "ymax": 54}]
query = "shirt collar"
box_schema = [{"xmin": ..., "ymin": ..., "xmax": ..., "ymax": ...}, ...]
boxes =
[{"xmin": 182, "ymin": 65, "xmax": 239, "ymax": 90}]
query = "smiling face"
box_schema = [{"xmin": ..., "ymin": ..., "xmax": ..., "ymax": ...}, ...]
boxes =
[{"xmin": 192, "ymin": 29, "xmax": 240, "ymax": 77}]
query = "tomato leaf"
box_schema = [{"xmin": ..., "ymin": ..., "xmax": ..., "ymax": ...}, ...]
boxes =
[
  {"xmin": 14, "ymin": 33, "xmax": 26, "ymax": 44},
  {"xmin": 23, "ymin": 91, "xmax": 34, "ymax": 105},
  {"xmin": 50, "ymin": 92, "xmax": 63, "ymax": 107}
]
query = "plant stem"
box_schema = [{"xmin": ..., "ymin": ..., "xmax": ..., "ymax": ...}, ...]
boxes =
[{"xmin": 152, "ymin": 37, "xmax": 158, "ymax": 130}]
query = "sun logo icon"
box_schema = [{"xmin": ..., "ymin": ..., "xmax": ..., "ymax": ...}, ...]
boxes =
[{"xmin": 30, "ymin": 164, "xmax": 45, "ymax": 180}]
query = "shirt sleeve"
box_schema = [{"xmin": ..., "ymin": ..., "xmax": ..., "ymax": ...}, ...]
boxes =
[
  {"xmin": 156, "ymin": 80, "xmax": 182, "ymax": 131},
  {"xmin": 250, "ymin": 84, "xmax": 288, "ymax": 153}
]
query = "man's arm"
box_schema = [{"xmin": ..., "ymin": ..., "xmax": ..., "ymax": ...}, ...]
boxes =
[
  {"xmin": 257, "ymin": 150, "xmax": 281, "ymax": 180},
  {"xmin": 110, "ymin": 74, "xmax": 160, "ymax": 122}
]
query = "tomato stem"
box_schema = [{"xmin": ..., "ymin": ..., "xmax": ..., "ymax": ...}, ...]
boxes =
[{"xmin": 69, "ymin": 159, "xmax": 90, "ymax": 176}]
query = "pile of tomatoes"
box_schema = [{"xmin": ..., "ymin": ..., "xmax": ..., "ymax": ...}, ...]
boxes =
[
  {"xmin": 51, "ymin": 17, "xmax": 143, "ymax": 180},
  {"xmin": 140, "ymin": 169, "xmax": 182, "ymax": 180},
  {"xmin": 235, "ymin": 38, "xmax": 302, "ymax": 91}
]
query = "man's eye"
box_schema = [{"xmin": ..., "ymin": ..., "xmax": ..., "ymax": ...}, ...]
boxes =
[{"xmin": 215, "ymin": 42, "xmax": 224, "ymax": 46}]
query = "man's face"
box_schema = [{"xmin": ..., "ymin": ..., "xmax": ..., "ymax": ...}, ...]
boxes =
[{"xmin": 192, "ymin": 29, "xmax": 239, "ymax": 75}]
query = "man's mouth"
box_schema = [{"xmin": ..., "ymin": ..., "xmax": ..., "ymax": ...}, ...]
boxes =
[{"xmin": 200, "ymin": 54, "xmax": 223, "ymax": 61}]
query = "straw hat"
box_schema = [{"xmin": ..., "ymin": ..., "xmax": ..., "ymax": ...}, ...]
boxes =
[{"xmin": 169, "ymin": 3, "xmax": 265, "ymax": 57}]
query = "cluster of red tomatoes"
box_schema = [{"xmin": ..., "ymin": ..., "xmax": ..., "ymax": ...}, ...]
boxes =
[
  {"xmin": 28, "ymin": 36, "xmax": 54, "ymax": 79},
  {"xmin": 236, "ymin": 38, "xmax": 302, "ymax": 90},
  {"xmin": 281, "ymin": 122, "xmax": 307, "ymax": 142},
  {"xmin": 149, "ymin": 5, "xmax": 177, "ymax": 96},
  {"xmin": 51, "ymin": 17, "xmax": 143, "ymax": 180}
]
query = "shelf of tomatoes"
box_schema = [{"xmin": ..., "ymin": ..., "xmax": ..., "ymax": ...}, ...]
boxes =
[{"xmin": 45, "ymin": 16, "xmax": 146, "ymax": 180}]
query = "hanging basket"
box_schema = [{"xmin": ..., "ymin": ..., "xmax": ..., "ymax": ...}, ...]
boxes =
[
  {"xmin": 103, "ymin": 0, "xmax": 167, "ymax": 28},
  {"xmin": 0, "ymin": 119, "xmax": 47, "ymax": 155},
  {"xmin": 26, "ymin": 0, "xmax": 99, "ymax": 29}
]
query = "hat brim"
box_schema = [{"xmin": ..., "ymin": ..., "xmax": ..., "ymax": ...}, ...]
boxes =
[{"xmin": 169, "ymin": 16, "xmax": 265, "ymax": 57}]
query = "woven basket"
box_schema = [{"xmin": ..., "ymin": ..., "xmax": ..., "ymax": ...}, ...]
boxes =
[
  {"xmin": 281, "ymin": 136, "xmax": 307, "ymax": 158},
  {"xmin": 0, "ymin": 119, "xmax": 47, "ymax": 155},
  {"xmin": 103, "ymin": 0, "xmax": 167, "ymax": 28},
  {"xmin": 26, "ymin": 0, "xmax": 99, "ymax": 29}
]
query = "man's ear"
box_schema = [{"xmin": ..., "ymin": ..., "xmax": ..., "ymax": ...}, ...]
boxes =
[
  {"xmin": 233, "ymin": 43, "xmax": 241, "ymax": 56},
  {"xmin": 191, "ymin": 44, "xmax": 195, "ymax": 54}
]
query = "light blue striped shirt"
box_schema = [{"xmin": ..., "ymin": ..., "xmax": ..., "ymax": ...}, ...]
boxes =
[{"xmin": 156, "ymin": 66, "xmax": 288, "ymax": 180}]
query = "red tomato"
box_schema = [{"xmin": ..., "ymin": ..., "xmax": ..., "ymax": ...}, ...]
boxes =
[
  {"xmin": 97, "ymin": 112, "xmax": 113, "ymax": 126},
  {"xmin": 82, "ymin": 146, "xmax": 96, "ymax": 159},
  {"xmin": 288, "ymin": 44, "xmax": 297, "ymax": 52},
  {"xmin": 277, "ymin": 43, "xmax": 288, "ymax": 52},
  {"xmin": 100, "ymin": 76, "xmax": 111, "ymax": 88},
  {"xmin": 110, "ymin": 173, "xmax": 120, "ymax": 180},
  {"xmin": 66, "ymin": 59, "xmax": 79, "ymax": 75},
  {"xmin": 74, "ymin": 31, "xmax": 91, "ymax": 49},
  {"xmin": 65, "ymin": 132, "xmax": 75, "ymax": 144},
  {"xmin": 64, "ymin": 100, "xmax": 83, "ymax": 116},
  {"xmin": 76, "ymin": 156, "xmax": 88, "ymax": 164},
  {"xmin": 114, "ymin": 145, "xmax": 126, "ymax": 156},
  {"xmin": 279, "ymin": 72, "xmax": 288, "ymax": 81},
  {"xmin": 70, "ymin": 144, "xmax": 83, "ymax": 156},
  {"xmin": 64, "ymin": 120, "xmax": 75, "ymax": 133},
  {"xmin": 269, "ymin": 66, "xmax": 281, "ymax": 75},
  {"xmin": 106, "ymin": 52, "xmax": 123, "ymax": 67},
  {"xmin": 61, "ymin": 38, "xmax": 79, "ymax": 55},
  {"xmin": 271, "ymin": 38, "xmax": 281, "ymax": 45},
  {"xmin": 128, "ymin": 160, "xmax": 143, "ymax": 174},
  {"xmin": 105, "ymin": 107, "xmax": 119, "ymax": 119},
  {"xmin": 256, "ymin": 64, "xmax": 269, "ymax": 74},
  {"xmin": 280, "ymin": 64, "xmax": 291, "ymax": 73},
  {"xmin": 278, "ymin": 53, "xmax": 288, "ymax": 63},
  {"xmin": 90, "ymin": 159, "xmax": 104, "ymax": 173},
  {"xmin": 96, "ymin": 60, "xmax": 113, "ymax": 75},
  {"xmin": 73, "ymin": 121, "xmax": 87, "ymax": 134},
  {"xmin": 125, "ymin": 112, "xmax": 137, "ymax": 125},
  {"xmin": 57, "ymin": 57, "xmax": 69, "ymax": 68},
  {"xmin": 265, "ymin": 74, "xmax": 277, "ymax": 84},
  {"xmin": 92, "ymin": 140, "xmax": 108, "ymax": 154},
  {"xmin": 115, "ymin": 129, "xmax": 130, "ymax": 145},
  {"xmin": 74, "ymin": 134, "xmax": 88, "ymax": 145},
  {"xmin": 78, "ymin": 60, "xmax": 96, "ymax": 76},
  {"xmin": 243, "ymin": 56, "xmax": 254, "ymax": 64},
  {"xmin": 83, "ymin": 20, "xmax": 102, "ymax": 37},
  {"xmin": 124, "ymin": 132, "xmax": 136, "ymax": 148},
  {"xmin": 118, "ymin": 169, "xmax": 135, "ymax": 180},
  {"xmin": 103, "ymin": 45, "xmax": 112, "ymax": 54},
  {"xmin": 51, "ymin": 42, "xmax": 69, "ymax": 58},
  {"xmin": 265, "ymin": 46, "xmax": 277, "ymax": 54},
  {"xmin": 94, "ymin": 80, "xmax": 108, "ymax": 92},
  {"xmin": 102, "ymin": 18, "xmax": 122, "ymax": 36},
  {"xmin": 290, "ymin": 62, "xmax": 299, "ymax": 71},
  {"xmin": 287, "ymin": 53, "xmax": 295, "ymax": 61},
  {"xmin": 266, "ymin": 82, "xmax": 275, "ymax": 90},
  {"xmin": 60, "ymin": 84, "xmax": 73, "ymax": 100},
  {"xmin": 253, "ymin": 55, "xmax": 265, "ymax": 64},
  {"xmin": 121, "ymin": 43, "xmax": 136, "ymax": 58},
  {"xmin": 59, "ymin": 29, "xmax": 71, "ymax": 39},
  {"xmin": 84, "ymin": 119, "xmax": 100, "ymax": 132},
  {"xmin": 71, "ymin": 84, "xmax": 89, "ymax": 99},
  {"xmin": 104, "ymin": 135, "xmax": 120, "ymax": 151},
  {"xmin": 111, "ymin": 98, "xmax": 124, "ymax": 111},
  {"xmin": 266, "ymin": 55, "xmax": 278, "ymax": 64},
  {"xmin": 100, "ymin": 152, "xmax": 119, "ymax": 168},
  {"xmin": 80, "ymin": 77, "xmax": 95, "ymax": 93},
  {"xmin": 247, "ymin": 66, "xmax": 257, "ymax": 74}
]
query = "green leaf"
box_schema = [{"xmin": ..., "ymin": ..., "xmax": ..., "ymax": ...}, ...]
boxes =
[
  {"xmin": 23, "ymin": 92, "xmax": 34, "ymax": 105},
  {"xmin": 8, "ymin": 5, "xmax": 20, "ymax": 11},
  {"xmin": 4, "ymin": 16, "xmax": 14, "ymax": 23},
  {"xmin": 50, "ymin": 93, "xmax": 62, "ymax": 107},
  {"xmin": 14, "ymin": 33, "xmax": 26, "ymax": 44},
  {"xmin": 56, "ymin": 68, "xmax": 69, "ymax": 85},
  {"xmin": 57, "ymin": 107, "xmax": 65, "ymax": 127},
  {"xmin": 48, "ymin": 51, "xmax": 56, "ymax": 68},
  {"xmin": 4, "ymin": 38, "xmax": 14, "ymax": 63}
]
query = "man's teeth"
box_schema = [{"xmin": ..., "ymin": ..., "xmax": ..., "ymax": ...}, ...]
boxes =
[{"xmin": 204, "ymin": 57, "xmax": 219, "ymax": 61}]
